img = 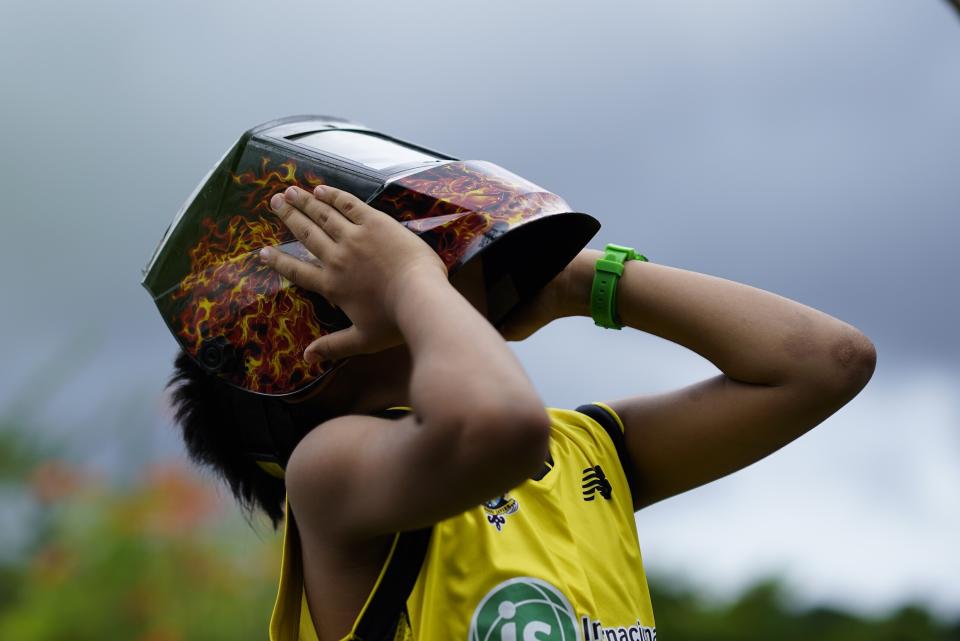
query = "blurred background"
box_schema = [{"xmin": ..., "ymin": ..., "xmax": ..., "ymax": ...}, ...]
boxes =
[{"xmin": 1, "ymin": 0, "xmax": 958, "ymax": 638}]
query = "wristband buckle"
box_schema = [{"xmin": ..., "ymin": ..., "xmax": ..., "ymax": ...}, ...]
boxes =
[
  {"xmin": 591, "ymin": 243, "xmax": 648, "ymax": 330},
  {"xmin": 604, "ymin": 243, "xmax": 647, "ymax": 264}
]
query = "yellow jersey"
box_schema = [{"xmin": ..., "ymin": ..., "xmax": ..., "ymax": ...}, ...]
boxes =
[{"xmin": 268, "ymin": 403, "xmax": 656, "ymax": 641}]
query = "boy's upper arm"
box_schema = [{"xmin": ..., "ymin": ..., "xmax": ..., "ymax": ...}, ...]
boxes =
[
  {"xmin": 284, "ymin": 409, "xmax": 549, "ymax": 541},
  {"xmin": 602, "ymin": 373, "xmax": 859, "ymax": 510}
]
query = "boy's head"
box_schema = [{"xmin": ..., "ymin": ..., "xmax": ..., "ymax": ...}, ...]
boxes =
[
  {"xmin": 167, "ymin": 254, "xmax": 490, "ymax": 529},
  {"xmin": 149, "ymin": 116, "xmax": 601, "ymax": 527}
]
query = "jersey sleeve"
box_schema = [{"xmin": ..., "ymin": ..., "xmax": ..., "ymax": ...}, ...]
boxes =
[{"xmin": 574, "ymin": 402, "xmax": 638, "ymax": 501}]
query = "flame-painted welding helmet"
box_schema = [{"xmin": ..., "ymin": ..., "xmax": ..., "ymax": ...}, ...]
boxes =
[{"xmin": 143, "ymin": 116, "xmax": 600, "ymax": 399}]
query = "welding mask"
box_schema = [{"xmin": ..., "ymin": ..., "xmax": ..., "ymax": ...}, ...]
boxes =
[
  {"xmin": 144, "ymin": 115, "xmax": 600, "ymax": 396},
  {"xmin": 144, "ymin": 116, "xmax": 600, "ymax": 468}
]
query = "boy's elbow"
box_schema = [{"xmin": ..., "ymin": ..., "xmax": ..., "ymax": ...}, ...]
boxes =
[
  {"xmin": 816, "ymin": 328, "xmax": 877, "ymax": 398},
  {"xmin": 461, "ymin": 405, "xmax": 552, "ymax": 479}
]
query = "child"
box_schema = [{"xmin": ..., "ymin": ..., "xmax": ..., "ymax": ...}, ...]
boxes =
[{"xmin": 170, "ymin": 184, "xmax": 876, "ymax": 641}]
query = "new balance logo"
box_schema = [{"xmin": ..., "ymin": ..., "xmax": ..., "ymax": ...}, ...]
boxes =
[{"xmin": 581, "ymin": 465, "xmax": 612, "ymax": 501}]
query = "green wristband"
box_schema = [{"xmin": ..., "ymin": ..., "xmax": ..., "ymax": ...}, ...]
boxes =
[{"xmin": 591, "ymin": 243, "xmax": 648, "ymax": 330}]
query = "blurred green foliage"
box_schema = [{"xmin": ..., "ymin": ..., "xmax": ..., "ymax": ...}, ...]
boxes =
[
  {"xmin": 0, "ymin": 416, "xmax": 281, "ymax": 641},
  {"xmin": 0, "ymin": 414, "xmax": 957, "ymax": 640},
  {"xmin": 652, "ymin": 577, "xmax": 960, "ymax": 641}
]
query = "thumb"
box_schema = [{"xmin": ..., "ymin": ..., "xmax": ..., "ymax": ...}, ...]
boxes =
[{"xmin": 304, "ymin": 326, "xmax": 364, "ymax": 364}]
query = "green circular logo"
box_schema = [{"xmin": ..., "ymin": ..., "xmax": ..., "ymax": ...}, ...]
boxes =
[{"xmin": 469, "ymin": 577, "xmax": 580, "ymax": 641}]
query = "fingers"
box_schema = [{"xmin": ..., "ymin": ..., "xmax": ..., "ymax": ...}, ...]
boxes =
[
  {"xmin": 311, "ymin": 184, "xmax": 370, "ymax": 224},
  {"xmin": 304, "ymin": 326, "xmax": 364, "ymax": 363},
  {"xmin": 293, "ymin": 188, "xmax": 343, "ymax": 231},
  {"xmin": 258, "ymin": 245, "xmax": 328, "ymax": 294},
  {"xmin": 268, "ymin": 191, "xmax": 336, "ymax": 258},
  {"xmin": 280, "ymin": 185, "xmax": 355, "ymax": 241},
  {"xmin": 267, "ymin": 195, "xmax": 334, "ymax": 264}
]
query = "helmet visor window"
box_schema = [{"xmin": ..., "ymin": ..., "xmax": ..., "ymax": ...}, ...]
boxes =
[{"xmin": 288, "ymin": 130, "xmax": 439, "ymax": 170}]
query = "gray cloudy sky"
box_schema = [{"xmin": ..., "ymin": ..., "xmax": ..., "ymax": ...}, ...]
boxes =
[{"xmin": 1, "ymin": 0, "xmax": 958, "ymax": 617}]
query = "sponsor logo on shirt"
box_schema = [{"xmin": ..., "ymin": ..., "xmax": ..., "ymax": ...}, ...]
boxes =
[
  {"xmin": 469, "ymin": 577, "xmax": 657, "ymax": 641},
  {"xmin": 580, "ymin": 615, "xmax": 657, "ymax": 641},
  {"xmin": 469, "ymin": 577, "xmax": 578, "ymax": 641}
]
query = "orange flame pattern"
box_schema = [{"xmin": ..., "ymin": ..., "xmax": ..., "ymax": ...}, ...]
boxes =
[
  {"xmin": 371, "ymin": 161, "xmax": 571, "ymax": 269},
  {"xmin": 169, "ymin": 156, "xmax": 336, "ymax": 395},
  {"xmin": 168, "ymin": 157, "xmax": 572, "ymax": 396}
]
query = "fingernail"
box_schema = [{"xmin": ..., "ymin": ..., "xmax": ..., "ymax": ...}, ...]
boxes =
[
  {"xmin": 270, "ymin": 194, "xmax": 284, "ymax": 211},
  {"xmin": 259, "ymin": 247, "xmax": 272, "ymax": 261},
  {"xmin": 314, "ymin": 185, "xmax": 326, "ymax": 196},
  {"xmin": 285, "ymin": 185, "xmax": 298, "ymax": 198}
]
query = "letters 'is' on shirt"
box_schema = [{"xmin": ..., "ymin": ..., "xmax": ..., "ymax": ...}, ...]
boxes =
[{"xmin": 268, "ymin": 403, "xmax": 656, "ymax": 641}]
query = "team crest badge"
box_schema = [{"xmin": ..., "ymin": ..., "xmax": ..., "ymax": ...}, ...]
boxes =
[{"xmin": 482, "ymin": 494, "xmax": 519, "ymax": 532}]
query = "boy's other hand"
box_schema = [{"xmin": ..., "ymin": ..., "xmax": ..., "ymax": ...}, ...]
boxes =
[
  {"xmin": 259, "ymin": 185, "xmax": 449, "ymax": 363},
  {"xmin": 495, "ymin": 255, "xmax": 579, "ymax": 341}
]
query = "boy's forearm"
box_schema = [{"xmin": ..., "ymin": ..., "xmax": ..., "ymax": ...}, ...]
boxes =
[
  {"xmin": 392, "ymin": 272, "xmax": 548, "ymax": 423},
  {"xmin": 561, "ymin": 249, "xmax": 875, "ymax": 389}
]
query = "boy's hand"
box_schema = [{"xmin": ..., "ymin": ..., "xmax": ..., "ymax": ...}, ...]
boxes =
[
  {"xmin": 259, "ymin": 185, "xmax": 448, "ymax": 364},
  {"xmin": 495, "ymin": 250, "xmax": 592, "ymax": 341},
  {"xmin": 495, "ymin": 280, "xmax": 565, "ymax": 341}
]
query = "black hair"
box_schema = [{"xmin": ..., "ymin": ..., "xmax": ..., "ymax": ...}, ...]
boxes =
[{"xmin": 167, "ymin": 349, "xmax": 288, "ymax": 530}]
